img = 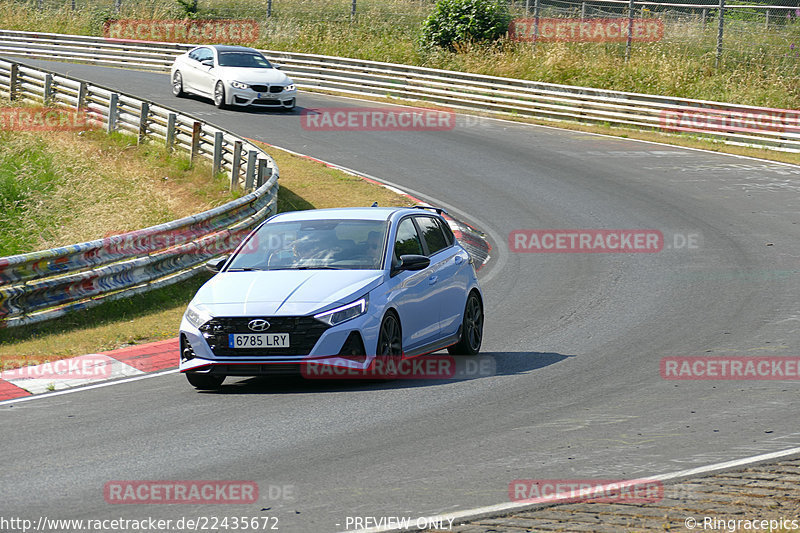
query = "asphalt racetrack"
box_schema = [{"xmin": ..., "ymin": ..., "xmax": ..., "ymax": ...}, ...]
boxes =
[{"xmin": 3, "ymin": 59, "xmax": 800, "ymax": 532}]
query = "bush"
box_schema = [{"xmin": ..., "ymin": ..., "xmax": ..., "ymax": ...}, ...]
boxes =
[{"xmin": 420, "ymin": 0, "xmax": 511, "ymax": 49}]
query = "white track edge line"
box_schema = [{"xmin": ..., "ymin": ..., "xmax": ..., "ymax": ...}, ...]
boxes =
[{"xmin": 346, "ymin": 446, "xmax": 800, "ymax": 533}]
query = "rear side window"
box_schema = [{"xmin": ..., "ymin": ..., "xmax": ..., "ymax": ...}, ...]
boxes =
[
  {"xmin": 416, "ymin": 216, "xmax": 449, "ymax": 256},
  {"xmin": 394, "ymin": 218, "xmax": 423, "ymax": 258}
]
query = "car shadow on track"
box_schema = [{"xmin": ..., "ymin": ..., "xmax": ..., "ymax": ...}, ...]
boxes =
[
  {"xmin": 192, "ymin": 351, "xmax": 573, "ymax": 395},
  {"xmin": 175, "ymin": 92, "xmax": 304, "ymax": 115}
]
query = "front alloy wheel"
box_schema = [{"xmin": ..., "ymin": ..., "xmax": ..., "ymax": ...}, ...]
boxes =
[
  {"xmin": 376, "ymin": 312, "xmax": 402, "ymax": 378},
  {"xmin": 172, "ymin": 71, "xmax": 184, "ymax": 97},
  {"xmin": 214, "ymin": 81, "xmax": 227, "ymax": 109},
  {"xmin": 448, "ymin": 292, "xmax": 483, "ymax": 355}
]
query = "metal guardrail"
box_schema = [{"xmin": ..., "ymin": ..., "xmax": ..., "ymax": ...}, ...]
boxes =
[
  {"xmin": 0, "ymin": 55, "xmax": 279, "ymax": 328},
  {"xmin": 0, "ymin": 29, "xmax": 797, "ymax": 152}
]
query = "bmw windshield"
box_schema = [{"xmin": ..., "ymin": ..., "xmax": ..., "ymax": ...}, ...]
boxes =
[
  {"xmin": 217, "ymin": 52, "xmax": 273, "ymax": 68},
  {"xmin": 227, "ymin": 219, "xmax": 389, "ymax": 271}
]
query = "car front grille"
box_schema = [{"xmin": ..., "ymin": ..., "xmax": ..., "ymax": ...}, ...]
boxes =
[
  {"xmin": 253, "ymin": 98, "xmax": 282, "ymax": 106},
  {"xmin": 200, "ymin": 317, "xmax": 330, "ymax": 356},
  {"xmin": 249, "ymin": 85, "xmax": 285, "ymax": 93}
]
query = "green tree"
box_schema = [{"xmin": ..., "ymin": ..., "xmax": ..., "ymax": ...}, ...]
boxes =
[{"xmin": 420, "ymin": 0, "xmax": 512, "ymax": 49}]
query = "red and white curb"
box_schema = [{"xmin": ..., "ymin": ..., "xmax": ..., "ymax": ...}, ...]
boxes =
[{"xmin": 0, "ymin": 338, "xmax": 178, "ymax": 400}]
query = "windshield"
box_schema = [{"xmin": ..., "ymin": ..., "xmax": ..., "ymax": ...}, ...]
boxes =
[
  {"xmin": 217, "ymin": 51, "xmax": 273, "ymax": 69},
  {"xmin": 227, "ymin": 219, "xmax": 389, "ymax": 271}
]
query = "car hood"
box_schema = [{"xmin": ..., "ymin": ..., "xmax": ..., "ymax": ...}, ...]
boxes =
[
  {"xmin": 216, "ymin": 67, "xmax": 290, "ymax": 85},
  {"xmin": 192, "ymin": 269, "xmax": 383, "ymax": 317}
]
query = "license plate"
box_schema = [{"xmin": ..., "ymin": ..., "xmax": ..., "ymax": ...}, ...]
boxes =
[{"xmin": 229, "ymin": 333, "xmax": 289, "ymax": 348}]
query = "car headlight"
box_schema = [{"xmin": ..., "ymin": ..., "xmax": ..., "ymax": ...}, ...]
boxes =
[
  {"xmin": 230, "ymin": 81, "xmax": 249, "ymax": 90},
  {"xmin": 314, "ymin": 296, "xmax": 368, "ymax": 326},
  {"xmin": 184, "ymin": 304, "xmax": 213, "ymax": 329},
  {"xmin": 285, "ymin": 84, "xmax": 296, "ymax": 92}
]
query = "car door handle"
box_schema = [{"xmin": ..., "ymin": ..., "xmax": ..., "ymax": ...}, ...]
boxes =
[
  {"xmin": 454, "ymin": 256, "xmax": 464, "ymax": 265},
  {"xmin": 428, "ymin": 275, "xmax": 438, "ymax": 284}
]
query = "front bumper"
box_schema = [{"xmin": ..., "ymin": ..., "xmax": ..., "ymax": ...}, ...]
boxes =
[
  {"xmin": 179, "ymin": 310, "xmax": 380, "ymax": 375},
  {"xmin": 227, "ymin": 85, "xmax": 297, "ymax": 107}
]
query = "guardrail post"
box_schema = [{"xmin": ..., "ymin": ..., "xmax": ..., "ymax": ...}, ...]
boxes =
[
  {"xmin": 351, "ymin": 0, "xmax": 356, "ymax": 22},
  {"xmin": 715, "ymin": 0, "xmax": 725, "ymax": 67},
  {"xmin": 107, "ymin": 93, "xmax": 118, "ymax": 133},
  {"xmin": 43, "ymin": 73, "xmax": 53, "ymax": 105},
  {"xmin": 256, "ymin": 159, "xmax": 269, "ymax": 188},
  {"xmin": 138, "ymin": 102, "xmax": 149, "ymax": 144},
  {"xmin": 581, "ymin": 1, "xmax": 585, "ymax": 18},
  {"xmin": 166, "ymin": 113, "xmax": 176, "ymax": 152},
  {"xmin": 76, "ymin": 82, "xmax": 87, "ymax": 110},
  {"xmin": 190, "ymin": 121, "xmax": 201, "ymax": 161},
  {"xmin": 625, "ymin": 0, "xmax": 634, "ymax": 61},
  {"xmin": 245, "ymin": 150, "xmax": 257, "ymax": 191},
  {"xmin": 9, "ymin": 63, "xmax": 18, "ymax": 102},
  {"xmin": 230, "ymin": 140, "xmax": 243, "ymax": 190},
  {"xmin": 212, "ymin": 131, "xmax": 223, "ymax": 176},
  {"xmin": 267, "ymin": 0, "xmax": 272, "ymax": 18}
]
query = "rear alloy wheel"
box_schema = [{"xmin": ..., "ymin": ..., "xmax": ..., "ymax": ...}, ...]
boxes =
[
  {"xmin": 214, "ymin": 81, "xmax": 227, "ymax": 109},
  {"xmin": 376, "ymin": 312, "xmax": 402, "ymax": 378},
  {"xmin": 172, "ymin": 71, "xmax": 184, "ymax": 97},
  {"xmin": 186, "ymin": 372, "xmax": 225, "ymax": 390},
  {"xmin": 448, "ymin": 292, "xmax": 483, "ymax": 355}
]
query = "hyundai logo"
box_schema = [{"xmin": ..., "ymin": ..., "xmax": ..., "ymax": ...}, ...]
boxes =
[{"xmin": 247, "ymin": 319, "xmax": 271, "ymax": 332}]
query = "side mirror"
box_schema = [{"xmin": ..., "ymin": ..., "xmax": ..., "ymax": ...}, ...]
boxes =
[
  {"xmin": 201, "ymin": 59, "xmax": 214, "ymax": 68},
  {"xmin": 397, "ymin": 254, "xmax": 430, "ymax": 272},
  {"xmin": 273, "ymin": 63, "xmax": 283, "ymax": 70},
  {"xmin": 206, "ymin": 255, "xmax": 229, "ymax": 273}
]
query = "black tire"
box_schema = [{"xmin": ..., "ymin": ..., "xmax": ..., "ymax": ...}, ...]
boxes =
[
  {"xmin": 375, "ymin": 312, "xmax": 402, "ymax": 378},
  {"xmin": 172, "ymin": 71, "xmax": 184, "ymax": 97},
  {"xmin": 186, "ymin": 372, "xmax": 225, "ymax": 390},
  {"xmin": 214, "ymin": 81, "xmax": 227, "ymax": 109},
  {"xmin": 448, "ymin": 292, "xmax": 483, "ymax": 355}
]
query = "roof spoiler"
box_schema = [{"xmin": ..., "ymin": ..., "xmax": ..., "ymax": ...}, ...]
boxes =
[{"xmin": 412, "ymin": 205, "xmax": 448, "ymax": 216}]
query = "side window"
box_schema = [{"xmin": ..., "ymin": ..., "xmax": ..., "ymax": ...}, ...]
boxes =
[
  {"xmin": 193, "ymin": 48, "xmax": 213, "ymax": 63},
  {"xmin": 393, "ymin": 218, "xmax": 423, "ymax": 261},
  {"xmin": 188, "ymin": 49, "xmax": 201, "ymax": 61},
  {"xmin": 438, "ymin": 218, "xmax": 455, "ymax": 246},
  {"xmin": 416, "ymin": 216, "xmax": 449, "ymax": 256}
]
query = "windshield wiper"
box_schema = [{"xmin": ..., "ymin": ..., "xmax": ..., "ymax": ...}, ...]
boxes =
[
  {"xmin": 289, "ymin": 266, "xmax": 343, "ymax": 270},
  {"xmin": 227, "ymin": 267, "xmax": 261, "ymax": 272}
]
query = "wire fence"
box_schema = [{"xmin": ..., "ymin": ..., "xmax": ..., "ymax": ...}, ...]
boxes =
[{"xmin": 5, "ymin": 0, "xmax": 800, "ymax": 72}]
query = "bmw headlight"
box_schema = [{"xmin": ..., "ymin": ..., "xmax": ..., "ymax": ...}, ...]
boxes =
[
  {"xmin": 184, "ymin": 304, "xmax": 213, "ymax": 329},
  {"xmin": 314, "ymin": 296, "xmax": 368, "ymax": 326},
  {"xmin": 285, "ymin": 84, "xmax": 296, "ymax": 92},
  {"xmin": 230, "ymin": 81, "xmax": 249, "ymax": 89}
]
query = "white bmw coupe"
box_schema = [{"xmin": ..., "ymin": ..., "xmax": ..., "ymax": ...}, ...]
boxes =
[{"xmin": 171, "ymin": 45, "xmax": 297, "ymax": 110}]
